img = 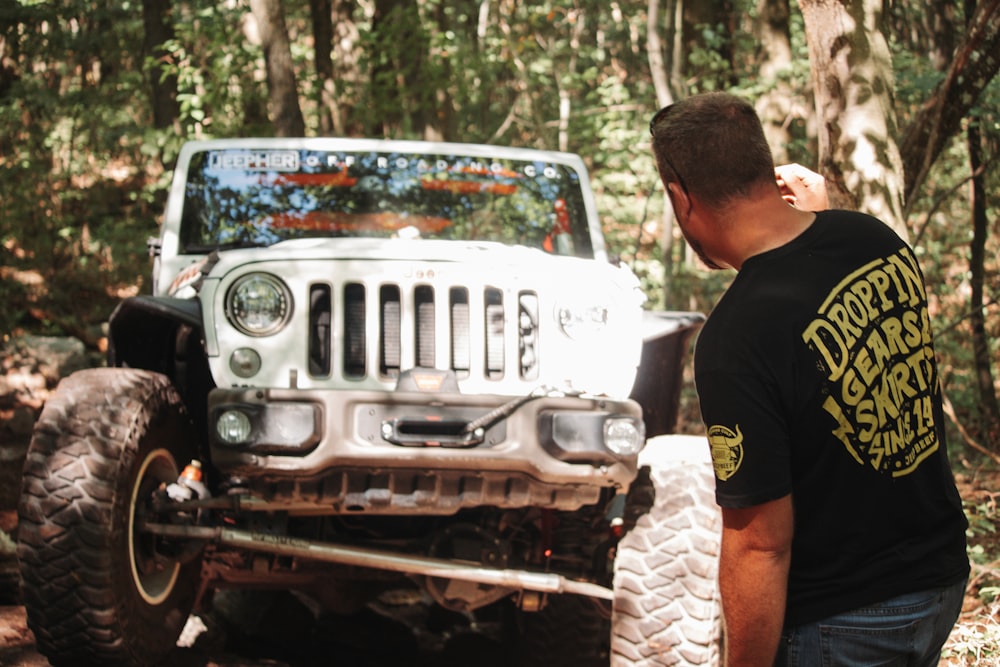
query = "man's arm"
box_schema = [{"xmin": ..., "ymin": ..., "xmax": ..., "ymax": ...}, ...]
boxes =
[{"xmin": 719, "ymin": 494, "xmax": 794, "ymax": 667}]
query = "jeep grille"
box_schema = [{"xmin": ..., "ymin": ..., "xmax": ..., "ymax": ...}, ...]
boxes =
[{"xmin": 308, "ymin": 281, "xmax": 540, "ymax": 384}]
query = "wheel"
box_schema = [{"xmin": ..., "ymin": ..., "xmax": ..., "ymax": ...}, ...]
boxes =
[
  {"xmin": 611, "ymin": 435, "xmax": 723, "ymax": 666},
  {"xmin": 17, "ymin": 368, "xmax": 202, "ymax": 666}
]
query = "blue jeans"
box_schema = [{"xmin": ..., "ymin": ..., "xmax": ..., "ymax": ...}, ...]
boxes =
[{"xmin": 775, "ymin": 578, "xmax": 967, "ymax": 667}]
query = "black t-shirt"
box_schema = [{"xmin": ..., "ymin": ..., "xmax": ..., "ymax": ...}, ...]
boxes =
[{"xmin": 695, "ymin": 210, "xmax": 969, "ymax": 627}]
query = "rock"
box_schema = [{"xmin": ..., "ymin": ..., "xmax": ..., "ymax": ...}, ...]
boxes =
[
  {"xmin": 0, "ymin": 334, "xmax": 102, "ymax": 516},
  {"xmin": 1, "ymin": 333, "xmax": 101, "ymax": 445},
  {"xmin": 0, "ymin": 371, "xmax": 46, "ymax": 408},
  {"xmin": 6, "ymin": 335, "xmax": 90, "ymax": 384}
]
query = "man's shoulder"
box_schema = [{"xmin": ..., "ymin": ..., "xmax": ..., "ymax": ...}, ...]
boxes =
[
  {"xmin": 815, "ymin": 209, "xmax": 904, "ymax": 242},
  {"xmin": 697, "ymin": 285, "xmax": 789, "ymax": 362}
]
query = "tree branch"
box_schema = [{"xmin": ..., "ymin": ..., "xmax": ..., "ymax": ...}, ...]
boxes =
[
  {"xmin": 942, "ymin": 391, "xmax": 1000, "ymax": 466},
  {"xmin": 911, "ymin": 154, "xmax": 996, "ymax": 247},
  {"xmin": 900, "ymin": 0, "xmax": 1000, "ymax": 210}
]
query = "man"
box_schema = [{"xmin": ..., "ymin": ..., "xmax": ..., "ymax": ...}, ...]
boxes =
[{"xmin": 649, "ymin": 92, "xmax": 968, "ymax": 666}]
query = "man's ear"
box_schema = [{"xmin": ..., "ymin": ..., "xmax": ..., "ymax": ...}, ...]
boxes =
[{"xmin": 666, "ymin": 181, "xmax": 691, "ymax": 214}]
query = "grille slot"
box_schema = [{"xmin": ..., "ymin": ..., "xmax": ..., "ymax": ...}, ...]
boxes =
[
  {"xmin": 450, "ymin": 288, "xmax": 470, "ymax": 377},
  {"xmin": 308, "ymin": 283, "xmax": 332, "ymax": 377},
  {"xmin": 343, "ymin": 283, "xmax": 367, "ymax": 378},
  {"xmin": 484, "ymin": 288, "xmax": 505, "ymax": 379},
  {"xmin": 414, "ymin": 285, "xmax": 435, "ymax": 368},
  {"xmin": 380, "ymin": 285, "xmax": 402, "ymax": 378},
  {"xmin": 518, "ymin": 292, "xmax": 539, "ymax": 380},
  {"xmin": 308, "ymin": 281, "xmax": 539, "ymax": 384}
]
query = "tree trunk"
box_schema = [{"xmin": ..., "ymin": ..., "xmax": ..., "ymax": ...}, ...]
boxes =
[
  {"xmin": 964, "ymin": 0, "xmax": 1000, "ymax": 452},
  {"xmin": 308, "ymin": 0, "xmax": 334, "ymax": 135},
  {"xmin": 647, "ymin": 0, "xmax": 674, "ymax": 109},
  {"xmin": 0, "ymin": 34, "xmax": 16, "ymax": 100},
  {"xmin": 250, "ymin": 0, "xmax": 306, "ymax": 137},
  {"xmin": 371, "ymin": 0, "xmax": 432, "ymax": 138},
  {"xmin": 647, "ymin": 0, "xmax": 681, "ymax": 309},
  {"xmin": 799, "ymin": 0, "xmax": 907, "ymax": 238},
  {"xmin": 330, "ymin": 0, "xmax": 361, "ymax": 136},
  {"xmin": 421, "ymin": 0, "xmax": 454, "ymax": 142},
  {"xmin": 898, "ymin": 0, "xmax": 1000, "ymax": 211},
  {"xmin": 141, "ymin": 0, "xmax": 180, "ymax": 132},
  {"xmin": 557, "ymin": 8, "xmax": 585, "ymax": 153},
  {"xmin": 754, "ymin": 0, "xmax": 794, "ymax": 164},
  {"xmin": 683, "ymin": 0, "xmax": 735, "ymax": 84}
]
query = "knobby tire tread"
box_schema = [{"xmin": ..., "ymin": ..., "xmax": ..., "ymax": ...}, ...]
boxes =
[
  {"xmin": 17, "ymin": 368, "xmax": 196, "ymax": 667},
  {"xmin": 611, "ymin": 452, "xmax": 722, "ymax": 666}
]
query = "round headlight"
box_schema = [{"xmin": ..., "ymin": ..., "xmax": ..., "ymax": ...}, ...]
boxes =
[
  {"xmin": 557, "ymin": 303, "xmax": 609, "ymax": 340},
  {"xmin": 227, "ymin": 273, "xmax": 292, "ymax": 336}
]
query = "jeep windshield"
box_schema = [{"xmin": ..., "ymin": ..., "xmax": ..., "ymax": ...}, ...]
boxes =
[{"xmin": 179, "ymin": 147, "xmax": 594, "ymax": 257}]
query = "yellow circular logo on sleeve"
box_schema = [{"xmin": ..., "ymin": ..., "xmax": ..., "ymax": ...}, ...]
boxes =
[{"xmin": 708, "ymin": 424, "xmax": 744, "ymax": 481}]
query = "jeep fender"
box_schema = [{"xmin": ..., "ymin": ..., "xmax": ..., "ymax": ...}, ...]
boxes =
[
  {"xmin": 107, "ymin": 296, "xmax": 214, "ymax": 433},
  {"xmin": 629, "ymin": 311, "xmax": 705, "ymax": 438}
]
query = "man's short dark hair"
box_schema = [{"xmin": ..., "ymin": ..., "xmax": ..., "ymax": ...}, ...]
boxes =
[{"xmin": 650, "ymin": 92, "xmax": 776, "ymax": 208}]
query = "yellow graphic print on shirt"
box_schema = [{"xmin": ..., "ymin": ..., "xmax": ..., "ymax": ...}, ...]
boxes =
[
  {"xmin": 709, "ymin": 424, "xmax": 744, "ymax": 481},
  {"xmin": 801, "ymin": 246, "xmax": 939, "ymax": 478}
]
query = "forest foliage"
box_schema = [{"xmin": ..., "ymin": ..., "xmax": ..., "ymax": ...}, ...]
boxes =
[{"xmin": 0, "ymin": 0, "xmax": 998, "ymax": 459}]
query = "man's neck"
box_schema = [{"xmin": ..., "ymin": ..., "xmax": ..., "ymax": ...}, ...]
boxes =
[{"xmin": 724, "ymin": 199, "xmax": 817, "ymax": 271}]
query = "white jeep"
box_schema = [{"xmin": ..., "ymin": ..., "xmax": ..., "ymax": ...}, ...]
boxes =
[{"xmin": 17, "ymin": 139, "xmax": 720, "ymax": 666}]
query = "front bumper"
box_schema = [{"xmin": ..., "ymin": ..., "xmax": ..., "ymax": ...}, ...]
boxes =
[{"xmin": 206, "ymin": 387, "xmax": 643, "ymax": 514}]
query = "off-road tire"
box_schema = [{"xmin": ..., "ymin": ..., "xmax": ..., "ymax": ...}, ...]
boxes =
[
  {"xmin": 611, "ymin": 435, "xmax": 722, "ymax": 666},
  {"xmin": 17, "ymin": 368, "xmax": 201, "ymax": 666}
]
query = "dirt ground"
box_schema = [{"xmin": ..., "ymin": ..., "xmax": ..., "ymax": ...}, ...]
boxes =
[
  {"xmin": 0, "ymin": 599, "xmax": 506, "ymax": 667},
  {"xmin": 945, "ymin": 465, "xmax": 1000, "ymax": 665}
]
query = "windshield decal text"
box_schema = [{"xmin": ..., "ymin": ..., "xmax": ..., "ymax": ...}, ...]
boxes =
[{"xmin": 209, "ymin": 150, "xmax": 300, "ymax": 171}]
